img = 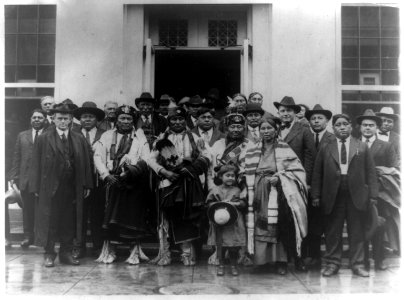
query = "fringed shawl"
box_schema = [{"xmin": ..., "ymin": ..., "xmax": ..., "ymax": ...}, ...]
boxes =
[{"xmin": 244, "ymin": 139, "xmax": 308, "ymax": 256}]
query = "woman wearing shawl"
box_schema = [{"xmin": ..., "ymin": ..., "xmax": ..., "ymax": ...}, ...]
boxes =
[{"xmin": 241, "ymin": 118, "xmax": 308, "ymax": 275}]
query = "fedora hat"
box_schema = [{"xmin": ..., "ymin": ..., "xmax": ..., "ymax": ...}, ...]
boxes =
[
  {"xmin": 273, "ymin": 96, "xmax": 301, "ymax": 113},
  {"xmin": 135, "ymin": 92, "xmax": 155, "ymax": 107},
  {"xmin": 74, "ymin": 101, "xmax": 105, "ymax": 121},
  {"xmin": 62, "ymin": 98, "xmax": 78, "ymax": 110},
  {"xmin": 187, "ymin": 95, "xmax": 204, "ymax": 107},
  {"xmin": 243, "ymin": 103, "xmax": 264, "ymax": 117},
  {"xmin": 356, "ymin": 109, "xmax": 382, "ymax": 127},
  {"xmin": 365, "ymin": 202, "xmax": 385, "ymax": 241},
  {"xmin": 305, "ymin": 104, "xmax": 332, "ymax": 120},
  {"xmin": 49, "ymin": 103, "xmax": 75, "ymax": 115},
  {"xmin": 207, "ymin": 202, "xmax": 238, "ymax": 227},
  {"xmin": 375, "ymin": 107, "xmax": 399, "ymax": 121}
]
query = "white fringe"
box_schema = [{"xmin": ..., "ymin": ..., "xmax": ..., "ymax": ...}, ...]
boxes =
[{"xmin": 95, "ymin": 240, "xmax": 116, "ymax": 264}]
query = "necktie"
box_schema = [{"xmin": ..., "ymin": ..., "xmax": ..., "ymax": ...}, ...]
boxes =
[
  {"xmin": 340, "ymin": 139, "xmax": 347, "ymax": 164},
  {"xmin": 117, "ymin": 133, "xmax": 128, "ymax": 153},
  {"xmin": 85, "ymin": 130, "xmax": 91, "ymax": 145},
  {"xmin": 315, "ymin": 133, "xmax": 319, "ymax": 150},
  {"xmin": 34, "ymin": 130, "xmax": 38, "ymax": 143},
  {"xmin": 61, "ymin": 133, "xmax": 67, "ymax": 144},
  {"xmin": 365, "ymin": 138, "xmax": 370, "ymax": 147}
]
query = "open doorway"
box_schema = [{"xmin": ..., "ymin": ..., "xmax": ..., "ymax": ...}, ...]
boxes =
[{"xmin": 154, "ymin": 50, "xmax": 240, "ymax": 101}]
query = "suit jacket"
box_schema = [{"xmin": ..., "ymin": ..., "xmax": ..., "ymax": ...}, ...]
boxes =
[
  {"xmin": 313, "ymin": 130, "xmax": 335, "ymax": 152},
  {"xmin": 9, "ymin": 129, "xmax": 36, "ymax": 191},
  {"xmin": 134, "ymin": 112, "xmax": 168, "ymax": 137},
  {"xmin": 191, "ymin": 126, "xmax": 225, "ymax": 147},
  {"xmin": 389, "ymin": 131, "xmax": 400, "ymax": 163},
  {"xmin": 98, "ymin": 118, "xmax": 115, "ymax": 131},
  {"xmin": 369, "ymin": 138, "xmax": 399, "ymax": 169},
  {"xmin": 311, "ymin": 136, "xmax": 378, "ymax": 215},
  {"xmin": 29, "ymin": 127, "xmax": 93, "ymax": 247},
  {"xmin": 281, "ymin": 121, "xmax": 316, "ymax": 184},
  {"xmin": 72, "ymin": 126, "xmax": 105, "ymax": 148}
]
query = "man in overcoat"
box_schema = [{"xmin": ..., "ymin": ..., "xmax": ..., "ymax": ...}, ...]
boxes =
[
  {"xmin": 29, "ymin": 104, "xmax": 93, "ymax": 267},
  {"xmin": 191, "ymin": 107, "xmax": 225, "ymax": 147},
  {"xmin": 311, "ymin": 113, "xmax": 378, "ymax": 277},
  {"xmin": 9, "ymin": 109, "xmax": 47, "ymax": 248}
]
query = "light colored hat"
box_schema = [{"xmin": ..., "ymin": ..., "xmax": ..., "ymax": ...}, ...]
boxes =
[
  {"xmin": 207, "ymin": 202, "xmax": 238, "ymax": 227},
  {"xmin": 376, "ymin": 107, "xmax": 399, "ymax": 121}
]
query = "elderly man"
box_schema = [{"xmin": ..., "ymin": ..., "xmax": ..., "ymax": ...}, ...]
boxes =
[
  {"xmin": 9, "ymin": 109, "xmax": 47, "ymax": 249},
  {"xmin": 376, "ymin": 107, "xmax": 400, "ymax": 163},
  {"xmin": 40, "ymin": 96, "xmax": 55, "ymax": 125},
  {"xmin": 191, "ymin": 107, "xmax": 225, "ymax": 147},
  {"xmin": 356, "ymin": 109, "xmax": 399, "ymax": 271},
  {"xmin": 30, "ymin": 104, "xmax": 93, "ymax": 267},
  {"xmin": 243, "ymin": 103, "xmax": 265, "ymax": 143},
  {"xmin": 99, "ymin": 101, "xmax": 118, "ymax": 131},
  {"xmin": 134, "ymin": 92, "xmax": 168, "ymax": 149},
  {"xmin": 72, "ymin": 102, "xmax": 106, "ymax": 258},
  {"xmin": 94, "ymin": 105, "xmax": 153, "ymax": 264},
  {"xmin": 148, "ymin": 106, "xmax": 210, "ymax": 266},
  {"xmin": 311, "ymin": 113, "xmax": 378, "ymax": 277}
]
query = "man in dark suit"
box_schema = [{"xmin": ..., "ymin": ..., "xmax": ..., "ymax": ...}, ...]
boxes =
[
  {"xmin": 356, "ymin": 109, "xmax": 399, "ymax": 271},
  {"xmin": 185, "ymin": 95, "xmax": 204, "ymax": 130},
  {"xmin": 376, "ymin": 107, "xmax": 400, "ymax": 163},
  {"xmin": 274, "ymin": 96, "xmax": 316, "ymax": 272},
  {"xmin": 9, "ymin": 109, "xmax": 47, "ymax": 248},
  {"xmin": 30, "ymin": 104, "xmax": 93, "ymax": 267},
  {"xmin": 134, "ymin": 92, "xmax": 168, "ymax": 149},
  {"xmin": 72, "ymin": 102, "xmax": 106, "ymax": 258},
  {"xmin": 243, "ymin": 103, "xmax": 264, "ymax": 144},
  {"xmin": 311, "ymin": 113, "xmax": 378, "ymax": 277},
  {"xmin": 191, "ymin": 107, "xmax": 225, "ymax": 147},
  {"xmin": 40, "ymin": 96, "xmax": 55, "ymax": 126},
  {"xmin": 304, "ymin": 104, "xmax": 335, "ymax": 269},
  {"xmin": 98, "ymin": 101, "xmax": 118, "ymax": 131}
]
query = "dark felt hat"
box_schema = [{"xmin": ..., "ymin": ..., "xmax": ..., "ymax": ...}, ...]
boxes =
[
  {"xmin": 375, "ymin": 107, "xmax": 399, "ymax": 121},
  {"xmin": 273, "ymin": 96, "xmax": 301, "ymax": 113},
  {"xmin": 356, "ymin": 109, "xmax": 382, "ymax": 127},
  {"xmin": 116, "ymin": 105, "xmax": 136, "ymax": 118},
  {"xmin": 187, "ymin": 95, "xmax": 204, "ymax": 107},
  {"xmin": 365, "ymin": 202, "xmax": 386, "ymax": 241},
  {"xmin": 73, "ymin": 101, "xmax": 105, "ymax": 121},
  {"xmin": 207, "ymin": 201, "xmax": 239, "ymax": 227},
  {"xmin": 49, "ymin": 103, "xmax": 75, "ymax": 115},
  {"xmin": 243, "ymin": 103, "xmax": 264, "ymax": 116},
  {"xmin": 225, "ymin": 113, "xmax": 246, "ymax": 126},
  {"xmin": 159, "ymin": 94, "xmax": 171, "ymax": 104},
  {"xmin": 305, "ymin": 104, "xmax": 332, "ymax": 120},
  {"xmin": 135, "ymin": 92, "xmax": 155, "ymax": 107},
  {"xmin": 61, "ymin": 98, "xmax": 78, "ymax": 110}
]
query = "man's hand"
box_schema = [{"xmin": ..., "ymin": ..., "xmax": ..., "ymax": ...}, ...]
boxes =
[
  {"xmin": 269, "ymin": 175, "xmax": 278, "ymax": 186},
  {"xmin": 84, "ymin": 189, "xmax": 90, "ymax": 198},
  {"xmin": 160, "ymin": 169, "xmax": 179, "ymax": 181},
  {"xmin": 105, "ymin": 175, "xmax": 118, "ymax": 186},
  {"xmin": 312, "ymin": 198, "xmax": 320, "ymax": 207}
]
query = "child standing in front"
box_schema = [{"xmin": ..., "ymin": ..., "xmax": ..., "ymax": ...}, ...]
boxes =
[{"xmin": 206, "ymin": 164, "xmax": 246, "ymax": 276}]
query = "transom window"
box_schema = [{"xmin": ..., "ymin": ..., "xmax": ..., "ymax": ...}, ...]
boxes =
[
  {"xmin": 208, "ymin": 20, "xmax": 238, "ymax": 47},
  {"xmin": 158, "ymin": 19, "xmax": 188, "ymax": 47}
]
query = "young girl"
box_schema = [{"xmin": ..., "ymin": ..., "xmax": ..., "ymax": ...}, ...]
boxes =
[{"xmin": 206, "ymin": 164, "xmax": 246, "ymax": 276}]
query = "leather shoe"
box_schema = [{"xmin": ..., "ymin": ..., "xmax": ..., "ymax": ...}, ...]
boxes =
[
  {"xmin": 59, "ymin": 253, "xmax": 80, "ymax": 265},
  {"xmin": 375, "ymin": 260, "xmax": 388, "ymax": 271},
  {"xmin": 295, "ymin": 258, "xmax": 308, "ymax": 272},
  {"xmin": 20, "ymin": 238, "xmax": 34, "ymax": 249},
  {"xmin": 276, "ymin": 262, "xmax": 287, "ymax": 275},
  {"xmin": 352, "ymin": 265, "xmax": 369, "ymax": 277},
  {"xmin": 72, "ymin": 247, "xmax": 86, "ymax": 259},
  {"xmin": 217, "ymin": 265, "xmax": 225, "ymax": 276},
  {"xmin": 322, "ymin": 264, "xmax": 339, "ymax": 277},
  {"xmin": 231, "ymin": 265, "xmax": 239, "ymax": 276},
  {"xmin": 44, "ymin": 255, "xmax": 55, "ymax": 268}
]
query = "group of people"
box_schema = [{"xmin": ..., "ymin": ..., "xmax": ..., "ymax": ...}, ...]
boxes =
[{"xmin": 7, "ymin": 90, "xmax": 400, "ymax": 278}]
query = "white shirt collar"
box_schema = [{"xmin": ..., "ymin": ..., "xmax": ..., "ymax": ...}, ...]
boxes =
[
  {"xmin": 361, "ymin": 135, "xmax": 376, "ymax": 143},
  {"xmin": 311, "ymin": 128, "xmax": 327, "ymax": 140},
  {"xmin": 56, "ymin": 127, "xmax": 69, "ymax": 137}
]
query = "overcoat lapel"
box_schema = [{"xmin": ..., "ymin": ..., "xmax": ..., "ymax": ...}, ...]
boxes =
[
  {"xmin": 94, "ymin": 128, "xmax": 103, "ymax": 143},
  {"xmin": 348, "ymin": 136, "xmax": 358, "ymax": 166},
  {"xmin": 25, "ymin": 130, "xmax": 34, "ymax": 145},
  {"xmin": 329, "ymin": 139, "xmax": 339, "ymax": 165},
  {"xmin": 370, "ymin": 139, "xmax": 382, "ymax": 157},
  {"xmin": 284, "ymin": 122, "xmax": 299, "ymax": 143},
  {"xmin": 210, "ymin": 129, "xmax": 222, "ymax": 146}
]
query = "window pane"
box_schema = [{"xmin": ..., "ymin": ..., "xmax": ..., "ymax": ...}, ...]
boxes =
[
  {"xmin": 342, "ymin": 7, "xmax": 358, "ymax": 27},
  {"xmin": 38, "ymin": 35, "xmax": 56, "ymax": 64},
  {"xmin": 360, "ymin": 38, "xmax": 379, "ymax": 57},
  {"xmin": 18, "ymin": 5, "xmax": 38, "ymax": 33},
  {"xmin": 5, "ymin": 6, "xmax": 18, "ymax": 33},
  {"xmin": 5, "ymin": 35, "xmax": 17, "ymax": 65},
  {"xmin": 381, "ymin": 7, "xmax": 399, "ymax": 28},
  {"xmin": 342, "ymin": 91, "xmax": 360, "ymax": 101},
  {"xmin": 360, "ymin": 58, "xmax": 380, "ymax": 69},
  {"xmin": 360, "ymin": 92, "xmax": 380, "ymax": 101},
  {"xmin": 360, "ymin": 7, "xmax": 379, "ymax": 27},
  {"xmin": 381, "ymin": 38, "xmax": 399, "ymax": 57},
  {"xmin": 382, "ymin": 70, "xmax": 399, "ymax": 85},
  {"xmin": 17, "ymin": 35, "xmax": 38, "ymax": 64},
  {"xmin": 39, "ymin": 5, "xmax": 56, "ymax": 33},
  {"xmin": 342, "ymin": 70, "xmax": 359, "ymax": 84},
  {"xmin": 381, "ymin": 27, "xmax": 399, "ymax": 38},
  {"xmin": 37, "ymin": 66, "xmax": 55, "ymax": 82},
  {"xmin": 17, "ymin": 65, "xmax": 36, "ymax": 82},
  {"xmin": 381, "ymin": 92, "xmax": 400, "ymax": 102},
  {"xmin": 342, "ymin": 38, "xmax": 358, "ymax": 57},
  {"xmin": 382, "ymin": 58, "xmax": 398, "ymax": 69},
  {"xmin": 5, "ymin": 88, "xmax": 17, "ymax": 97},
  {"xmin": 5, "ymin": 66, "xmax": 16, "ymax": 83},
  {"xmin": 342, "ymin": 58, "xmax": 359, "ymax": 69}
]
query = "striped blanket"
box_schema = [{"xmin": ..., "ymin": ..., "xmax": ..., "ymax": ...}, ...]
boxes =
[{"xmin": 244, "ymin": 139, "xmax": 308, "ymax": 255}]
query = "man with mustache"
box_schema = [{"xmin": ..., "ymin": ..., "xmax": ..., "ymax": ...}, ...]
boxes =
[{"xmin": 9, "ymin": 109, "xmax": 47, "ymax": 249}]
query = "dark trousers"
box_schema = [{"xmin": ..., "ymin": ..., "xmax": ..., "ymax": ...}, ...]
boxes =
[
  {"xmin": 324, "ymin": 176, "xmax": 366, "ymax": 268},
  {"xmin": 307, "ymin": 205, "xmax": 322, "ymax": 259},
  {"xmin": 45, "ymin": 179, "xmax": 76, "ymax": 256},
  {"xmin": 21, "ymin": 189, "xmax": 35, "ymax": 240},
  {"xmin": 364, "ymin": 223, "xmax": 385, "ymax": 265}
]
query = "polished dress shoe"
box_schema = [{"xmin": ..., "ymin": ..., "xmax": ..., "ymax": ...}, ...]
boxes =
[
  {"xmin": 276, "ymin": 262, "xmax": 287, "ymax": 275},
  {"xmin": 322, "ymin": 264, "xmax": 339, "ymax": 277},
  {"xmin": 295, "ymin": 258, "xmax": 308, "ymax": 272},
  {"xmin": 20, "ymin": 238, "xmax": 34, "ymax": 249},
  {"xmin": 217, "ymin": 265, "xmax": 225, "ymax": 276},
  {"xmin": 375, "ymin": 260, "xmax": 388, "ymax": 271},
  {"xmin": 231, "ymin": 265, "xmax": 239, "ymax": 276},
  {"xmin": 352, "ymin": 265, "xmax": 369, "ymax": 277},
  {"xmin": 44, "ymin": 255, "xmax": 55, "ymax": 268},
  {"xmin": 59, "ymin": 254, "xmax": 80, "ymax": 265}
]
